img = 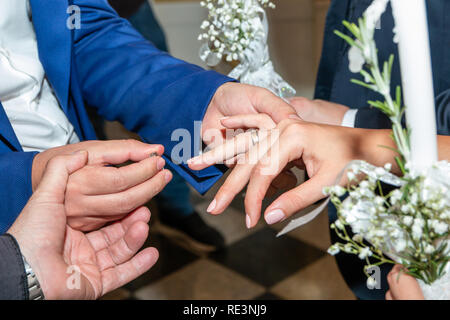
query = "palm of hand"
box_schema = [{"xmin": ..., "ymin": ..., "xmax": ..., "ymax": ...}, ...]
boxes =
[{"xmin": 61, "ymin": 209, "xmax": 154, "ymax": 300}]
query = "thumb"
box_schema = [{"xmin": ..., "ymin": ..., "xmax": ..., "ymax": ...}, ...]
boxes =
[
  {"xmin": 263, "ymin": 173, "xmax": 330, "ymax": 223},
  {"xmin": 36, "ymin": 151, "xmax": 88, "ymax": 202}
]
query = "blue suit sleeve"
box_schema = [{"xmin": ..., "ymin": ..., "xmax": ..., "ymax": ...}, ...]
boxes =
[
  {"xmin": 72, "ymin": 0, "xmax": 234, "ymax": 194},
  {"xmin": 0, "ymin": 152, "xmax": 37, "ymax": 234}
]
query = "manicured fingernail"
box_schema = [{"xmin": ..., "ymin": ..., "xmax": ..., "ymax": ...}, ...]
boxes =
[
  {"xmin": 246, "ymin": 215, "xmax": 252, "ymax": 229},
  {"xmin": 207, "ymin": 199, "xmax": 216, "ymax": 213},
  {"xmin": 265, "ymin": 209, "xmax": 286, "ymax": 225},
  {"xmin": 289, "ymin": 114, "xmax": 302, "ymax": 120},
  {"xmin": 157, "ymin": 158, "xmax": 165, "ymax": 170},
  {"xmin": 165, "ymin": 171, "xmax": 172, "ymax": 182}
]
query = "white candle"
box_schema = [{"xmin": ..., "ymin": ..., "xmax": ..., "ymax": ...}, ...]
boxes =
[{"xmin": 390, "ymin": 0, "xmax": 438, "ymax": 169}]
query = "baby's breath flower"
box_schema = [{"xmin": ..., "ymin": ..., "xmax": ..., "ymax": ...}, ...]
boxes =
[
  {"xmin": 424, "ymin": 244, "xmax": 435, "ymax": 254},
  {"xmin": 358, "ymin": 247, "xmax": 373, "ymax": 260},
  {"xmin": 327, "ymin": 244, "xmax": 340, "ymax": 256},
  {"xmin": 402, "ymin": 216, "xmax": 413, "ymax": 226}
]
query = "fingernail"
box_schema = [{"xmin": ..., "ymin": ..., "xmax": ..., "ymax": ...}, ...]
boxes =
[
  {"xmin": 157, "ymin": 158, "xmax": 165, "ymax": 170},
  {"xmin": 207, "ymin": 199, "xmax": 216, "ymax": 213},
  {"xmin": 220, "ymin": 116, "xmax": 229, "ymax": 120},
  {"xmin": 265, "ymin": 209, "xmax": 286, "ymax": 225},
  {"xmin": 289, "ymin": 114, "xmax": 302, "ymax": 120},
  {"xmin": 164, "ymin": 171, "xmax": 172, "ymax": 182},
  {"xmin": 246, "ymin": 215, "xmax": 252, "ymax": 229},
  {"xmin": 149, "ymin": 152, "xmax": 159, "ymax": 158}
]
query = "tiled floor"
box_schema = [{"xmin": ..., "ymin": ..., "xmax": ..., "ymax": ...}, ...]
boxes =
[{"xmin": 102, "ymin": 185, "xmax": 355, "ymax": 300}]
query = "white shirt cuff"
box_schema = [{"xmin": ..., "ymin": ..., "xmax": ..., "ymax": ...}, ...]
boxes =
[{"xmin": 341, "ymin": 109, "xmax": 358, "ymax": 128}]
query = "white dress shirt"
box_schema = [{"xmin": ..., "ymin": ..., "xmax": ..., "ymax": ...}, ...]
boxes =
[
  {"xmin": 0, "ymin": 0, "xmax": 79, "ymax": 152},
  {"xmin": 341, "ymin": 109, "xmax": 358, "ymax": 128}
]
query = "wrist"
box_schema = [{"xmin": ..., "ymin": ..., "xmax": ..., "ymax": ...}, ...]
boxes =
[{"xmin": 358, "ymin": 129, "xmax": 399, "ymax": 173}]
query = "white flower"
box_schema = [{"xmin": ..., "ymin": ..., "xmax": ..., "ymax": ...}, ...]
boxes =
[
  {"xmin": 358, "ymin": 247, "xmax": 373, "ymax": 260},
  {"xmin": 390, "ymin": 189, "xmax": 402, "ymax": 205},
  {"xmin": 374, "ymin": 196, "xmax": 384, "ymax": 207},
  {"xmin": 352, "ymin": 234, "xmax": 363, "ymax": 243},
  {"xmin": 232, "ymin": 18, "xmax": 240, "ymax": 28},
  {"xmin": 412, "ymin": 224, "xmax": 423, "ymax": 239},
  {"xmin": 432, "ymin": 221, "xmax": 448, "ymax": 235},
  {"xmin": 331, "ymin": 186, "xmax": 346, "ymax": 197},
  {"xmin": 327, "ymin": 245, "xmax": 340, "ymax": 256},
  {"xmin": 348, "ymin": 45, "xmax": 365, "ymax": 73},
  {"xmin": 394, "ymin": 239, "xmax": 406, "ymax": 252},
  {"xmin": 424, "ymin": 244, "xmax": 435, "ymax": 254},
  {"xmin": 200, "ymin": 20, "xmax": 210, "ymax": 29},
  {"xmin": 335, "ymin": 219, "xmax": 345, "ymax": 231},
  {"xmin": 402, "ymin": 216, "xmax": 413, "ymax": 227}
]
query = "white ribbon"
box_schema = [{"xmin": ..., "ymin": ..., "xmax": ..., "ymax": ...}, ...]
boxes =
[{"xmin": 228, "ymin": 6, "xmax": 296, "ymax": 98}]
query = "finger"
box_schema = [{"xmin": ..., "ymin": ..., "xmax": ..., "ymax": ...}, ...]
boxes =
[
  {"xmin": 101, "ymin": 247, "xmax": 159, "ymax": 295},
  {"xmin": 76, "ymin": 156, "xmax": 166, "ymax": 195},
  {"xmin": 80, "ymin": 170, "xmax": 172, "ymax": 218},
  {"xmin": 207, "ymin": 163, "xmax": 256, "ymax": 216},
  {"xmin": 386, "ymin": 291, "xmax": 393, "ymax": 300},
  {"xmin": 96, "ymin": 220, "xmax": 150, "ymax": 271},
  {"xmin": 207, "ymin": 134, "xmax": 276, "ymax": 216},
  {"xmin": 262, "ymin": 173, "xmax": 332, "ymax": 226},
  {"xmin": 188, "ymin": 130, "xmax": 268, "ymax": 171},
  {"xmin": 221, "ymin": 114, "xmax": 276, "ymax": 130},
  {"xmin": 242, "ymin": 130, "xmax": 300, "ymax": 228},
  {"xmin": 35, "ymin": 151, "xmax": 88, "ymax": 203},
  {"xmin": 253, "ymin": 89, "xmax": 300, "ymax": 123},
  {"xmin": 86, "ymin": 206, "xmax": 151, "ymax": 252},
  {"xmin": 85, "ymin": 140, "xmax": 164, "ymax": 165}
]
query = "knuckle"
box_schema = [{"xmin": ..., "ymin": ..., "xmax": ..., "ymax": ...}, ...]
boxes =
[
  {"xmin": 117, "ymin": 194, "xmax": 134, "ymax": 213},
  {"xmin": 111, "ymin": 169, "xmax": 128, "ymax": 191},
  {"xmin": 283, "ymin": 191, "xmax": 305, "ymax": 210}
]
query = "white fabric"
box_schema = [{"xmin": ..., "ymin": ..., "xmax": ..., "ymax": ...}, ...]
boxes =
[
  {"xmin": 0, "ymin": 0, "xmax": 79, "ymax": 152},
  {"xmin": 341, "ymin": 109, "xmax": 358, "ymax": 128}
]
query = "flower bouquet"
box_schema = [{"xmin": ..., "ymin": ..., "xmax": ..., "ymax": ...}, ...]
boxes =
[
  {"xmin": 198, "ymin": 0, "xmax": 296, "ymax": 98},
  {"xmin": 323, "ymin": 0, "xmax": 450, "ymax": 299}
]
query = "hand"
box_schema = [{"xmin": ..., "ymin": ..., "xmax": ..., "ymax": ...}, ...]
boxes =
[
  {"xmin": 33, "ymin": 140, "xmax": 172, "ymax": 231},
  {"xmin": 9, "ymin": 152, "xmax": 158, "ymax": 300},
  {"xmin": 202, "ymin": 83, "xmax": 299, "ymax": 146},
  {"xmin": 386, "ymin": 265, "xmax": 424, "ymax": 300},
  {"xmin": 288, "ymin": 97, "xmax": 349, "ymax": 126},
  {"xmin": 189, "ymin": 116, "xmax": 397, "ymax": 228}
]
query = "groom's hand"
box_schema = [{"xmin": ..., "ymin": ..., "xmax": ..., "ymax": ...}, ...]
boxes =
[
  {"xmin": 202, "ymin": 83, "xmax": 299, "ymax": 145},
  {"xmin": 287, "ymin": 97, "xmax": 349, "ymax": 126},
  {"xmin": 32, "ymin": 140, "xmax": 172, "ymax": 232}
]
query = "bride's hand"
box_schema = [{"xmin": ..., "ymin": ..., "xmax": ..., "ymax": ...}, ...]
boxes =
[
  {"xmin": 386, "ymin": 265, "xmax": 424, "ymax": 300},
  {"xmin": 189, "ymin": 115, "xmax": 394, "ymax": 228}
]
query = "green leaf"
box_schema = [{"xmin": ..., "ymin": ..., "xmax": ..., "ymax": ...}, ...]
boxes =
[
  {"xmin": 351, "ymin": 79, "xmax": 376, "ymax": 91},
  {"xmin": 334, "ymin": 30, "xmax": 356, "ymax": 47}
]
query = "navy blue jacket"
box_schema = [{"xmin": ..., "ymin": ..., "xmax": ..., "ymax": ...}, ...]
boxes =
[
  {"xmin": 0, "ymin": 0, "xmax": 232, "ymax": 233},
  {"xmin": 315, "ymin": 0, "xmax": 450, "ymax": 299}
]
